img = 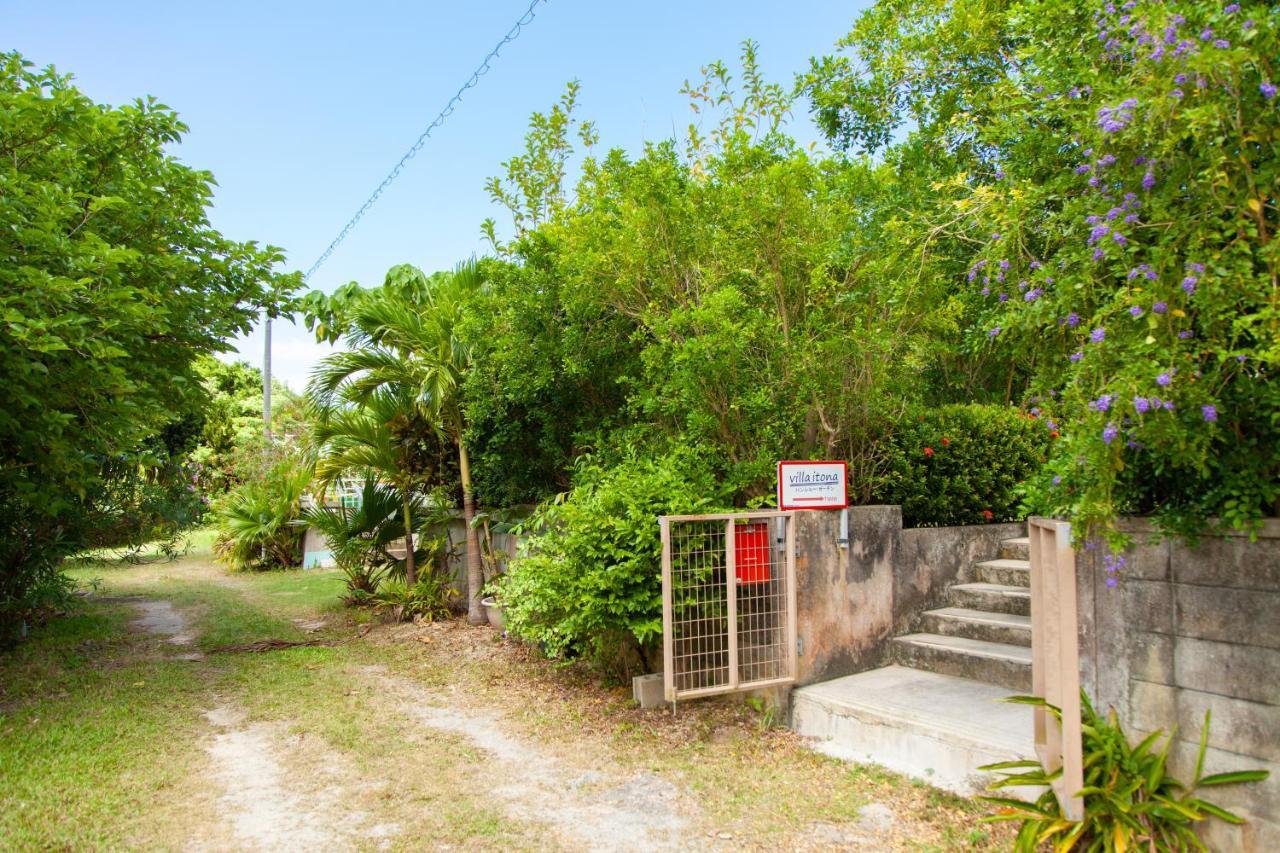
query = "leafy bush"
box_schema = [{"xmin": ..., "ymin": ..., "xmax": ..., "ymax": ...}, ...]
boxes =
[
  {"xmin": 373, "ymin": 575, "xmax": 459, "ymax": 622},
  {"xmin": 212, "ymin": 460, "xmax": 311, "ymax": 570},
  {"xmin": 303, "ymin": 475, "xmax": 411, "ymax": 601},
  {"xmin": 982, "ymin": 693, "xmax": 1268, "ymax": 851},
  {"xmin": 501, "ymin": 452, "xmax": 729, "ymax": 680},
  {"xmin": 0, "ymin": 54, "xmax": 296, "ymax": 641},
  {"xmin": 873, "ymin": 404, "xmax": 1050, "ymax": 527}
]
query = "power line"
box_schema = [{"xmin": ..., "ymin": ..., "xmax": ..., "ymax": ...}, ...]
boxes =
[{"xmin": 304, "ymin": 0, "xmax": 548, "ymax": 282}]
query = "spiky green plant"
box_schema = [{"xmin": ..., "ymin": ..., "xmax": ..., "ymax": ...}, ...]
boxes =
[
  {"xmin": 213, "ymin": 462, "xmax": 311, "ymax": 569},
  {"xmin": 302, "ymin": 473, "xmax": 414, "ymax": 599},
  {"xmin": 980, "ymin": 693, "xmax": 1268, "ymax": 851}
]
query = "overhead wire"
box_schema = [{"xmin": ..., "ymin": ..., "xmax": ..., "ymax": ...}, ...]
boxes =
[{"xmin": 303, "ymin": 0, "xmax": 548, "ymax": 281}]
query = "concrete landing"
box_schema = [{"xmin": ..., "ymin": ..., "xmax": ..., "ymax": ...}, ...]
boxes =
[{"xmin": 792, "ymin": 665, "xmax": 1036, "ymax": 796}]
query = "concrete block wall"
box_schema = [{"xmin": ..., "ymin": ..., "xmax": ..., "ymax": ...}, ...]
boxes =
[
  {"xmin": 793, "ymin": 506, "xmax": 1024, "ymax": 685},
  {"xmin": 1076, "ymin": 518, "xmax": 1280, "ymax": 852}
]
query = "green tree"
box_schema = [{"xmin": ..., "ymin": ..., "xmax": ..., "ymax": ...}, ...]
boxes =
[
  {"xmin": 803, "ymin": 0, "xmax": 1280, "ymax": 538},
  {"xmin": 0, "ymin": 53, "xmax": 297, "ymax": 639},
  {"xmin": 307, "ymin": 262, "xmax": 486, "ymax": 621}
]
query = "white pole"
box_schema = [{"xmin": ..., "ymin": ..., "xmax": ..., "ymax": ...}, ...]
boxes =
[{"xmin": 263, "ymin": 312, "xmax": 273, "ymax": 439}]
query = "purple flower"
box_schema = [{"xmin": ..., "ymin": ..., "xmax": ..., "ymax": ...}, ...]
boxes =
[
  {"xmin": 1076, "ymin": 163, "xmax": 1092, "ymax": 175},
  {"xmin": 1201, "ymin": 404, "xmax": 1218, "ymax": 422},
  {"xmin": 1200, "ymin": 28, "xmax": 1213, "ymax": 42},
  {"xmin": 1030, "ymin": 260, "xmax": 1042, "ymax": 270},
  {"xmin": 1225, "ymin": 3, "xmax": 1240, "ymax": 13},
  {"xmin": 1106, "ymin": 576, "xmax": 1119, "ymax": 588},
  {"xmin": 1262, "ymin": 82, "xmax": 1278, "ymax": 100},
  {"xmin": 1153, "ymin": 301, "xmax": 1168, "ymax": 314},
  {"xmin": 1103, "ymin": 423, "xmax": 1120, "ymax": 444},
  {"xmin": 1174, "ymin": 73, "xmax": 1187, "ymax": 85},
  {"xmin": 995, "ymin": 168, "xmax": 1006, "ymax": 180},
  {"xmin": 1098, "ymin": 153, "xmax": 1116, "ymax": 167},
  {"xmin": 1178, "ymin": 330, "xmax": 1194, "ymax": 339},
  {"xmin": 1162, "ymin": 400, "xmax": 1175, "ymax": 411},
  {"xmin": 1213, "ymin": 39, "xmax": 1230, "ymax": 50},
  {"xmin": 1237, "ymin": 354, "xmax": 1247, "ymax": 363},
  {"xmin": 992, "ymin": 232, "xmax": 1002, "ymax": 241},
  {"xmin": 1093, "ymin": 247, "xmax": 1105, "ymax": 261},
  {"xmin": 1134, "ymin": 397, "xmax": 1151, "ymax": 414},
  {"xmin": 999, "ymin": 293, "xmax": 1009, "ymax": 303},
  {"xmin": 1089, "ymin": 394, "xmax": 1115, "ymax": 413},
  {"xmin": 1244, "ymin": 19, "xmax": 1255, "ymax": 31},
  {"xmin": 1090, "ymin": 327, "xmax": 1106, "ymax": 343},
  {"xmin": 1171, "ymin": 89, "xmax": 1184, "ymax": 99},
  {"xmin": 1089, "ymin": 224, "xmax": 1110, "ymax": 244},
  {"xmin": 1070, "ymin": 350, "xmax": 1084, "ymax": 363},
  {"xmin": 1025, "ymin": 288, "xmax": 1044, "ymax": 302},
  {"xmin": 1129, "ymin": 305, "xmax": 1144, "ymax": 317},
  {"xmin": 1143, "ymin": 171, "xmax": 1156, "ymax": 191},
  {"xmin": 1156, "ymin": 371, "xmax": 1172, "ymax": 387},
  {"xmin": 981, "ymin": 287, "xmax": 990, "ymax": 297},
  {"xmin": 1067, "ymin": 312, "xmax": 1081, "ymax": 328},
  {"xmin": 1113, "ymin": 232, "xmax": 1128, "ymax": 245},
  {"xmin": 1182, "ymin": 275, "xmax": 1198, "ymax": 294},
  {"xmin": 1052, "ymin": 475, "xmax": 1062, "ymax": 486},
  {"xmin": 1187, "ymin": 261, "xmax": 1204, "ymax": 273},
  {"xmin": 989, "ymin": 326, "xmax": 1001, "ymax": 339},
  {"xmin": 999, "ymin": 259, "xmax": 1010, "ymax": 271}
]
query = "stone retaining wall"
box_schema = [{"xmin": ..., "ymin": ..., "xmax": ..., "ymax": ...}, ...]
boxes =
[{"xmin": 1076, "ymin": 518, "xmax": 1280, "ymax": 852}]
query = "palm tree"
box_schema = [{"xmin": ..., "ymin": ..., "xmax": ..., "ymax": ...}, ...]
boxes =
[
  {"xmin": 308, "ymin": 388, "xmax": 427, "ymax": 585},
  {"xmin": 308, "ymin": 261, "xmax": 488, "ymax": 623}
]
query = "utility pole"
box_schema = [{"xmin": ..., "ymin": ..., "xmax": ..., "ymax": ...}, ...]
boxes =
[{"xmin": 263, "ymin": 312, "xmax": 273, "ymax": 439}]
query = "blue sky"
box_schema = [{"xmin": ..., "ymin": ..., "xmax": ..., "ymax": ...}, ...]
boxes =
[{"xmin": 8, "ymin": 0, "xmax": 872, "ymax": 391}]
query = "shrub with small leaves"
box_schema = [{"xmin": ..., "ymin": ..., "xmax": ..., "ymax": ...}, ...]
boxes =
[{"xmin": 874, "ymin": 405, "xmax": 1051, "ymax": 527}]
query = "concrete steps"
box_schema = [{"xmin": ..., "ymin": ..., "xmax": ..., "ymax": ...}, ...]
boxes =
[
  {"xmin": 892, "ymin": 535, "xmax": 1033, "ymax": 689},
  {"xmin": 949, "ymin": 582, "xmax": 1031, "ymax": 616},
  {"xmin": 975, "ymin": 558, "xmax": 1031, "ymax": 587},
  {"xmin": 792, "ymin": 665, "xmax": 1036, "ymax": 796},
  {"xmin": 920, "ymin": 607, "xmax": 1031, "ymax": 647},
  {"xmin": 893, "ymin": 632, "xmax": 1032, "ymax": 692},
  {"xmin": 1000, "ymin": 536, "xmax": 1030, "ymax": 561}
]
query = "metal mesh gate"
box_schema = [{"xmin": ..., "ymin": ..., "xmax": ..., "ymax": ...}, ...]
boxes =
[{"xmin": 659, "ymin": 511, "xmax": 797, "ymax": 703}]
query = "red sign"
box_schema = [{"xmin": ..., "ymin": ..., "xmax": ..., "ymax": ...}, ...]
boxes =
[{"xmin": 734, "ymin": 521, "xmax": 772, "ymax": 584}]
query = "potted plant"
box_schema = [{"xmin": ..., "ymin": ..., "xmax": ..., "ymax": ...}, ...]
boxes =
[{"xmin": 480, "ymin": 575, "xmax": 505, "ymax": 630}]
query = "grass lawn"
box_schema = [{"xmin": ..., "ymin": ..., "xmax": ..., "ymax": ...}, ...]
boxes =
[{"xmin": 0, "ymin": 532, "xmax": 1012, "ymax": 851}]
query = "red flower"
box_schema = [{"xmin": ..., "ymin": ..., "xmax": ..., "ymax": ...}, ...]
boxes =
[
  {"xmin": 982, "ymin": 509, "xmax": 994, "ymax": 521},
  {"xmin": 923, "ymin": 447, "xmax": 935, "ymax": 458},
  {"xmin": 941, "ymin": 437, "xmax": 951, "ymax": 446},
  {"xmin": 1050, "ymin": 430, "xmax": 1060, "ymax": 439}
]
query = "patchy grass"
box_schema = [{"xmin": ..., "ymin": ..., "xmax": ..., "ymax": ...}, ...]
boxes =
[
  {"xmin": 3, "ymin": 537, "xmax": 1011, "ymax": 850},
  {"xmin": 382, "ymin": 619, "xmax": 1013, "ymax": 850}
]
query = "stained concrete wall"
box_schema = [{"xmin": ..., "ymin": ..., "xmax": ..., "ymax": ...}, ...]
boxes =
[
  {"xmin": 1076, "ymin": 518, "xmax": 1280, "ymax": 852},
  {"xmin": 793, "ymin": 506, "xmax": 1024, "ymax": 685}
]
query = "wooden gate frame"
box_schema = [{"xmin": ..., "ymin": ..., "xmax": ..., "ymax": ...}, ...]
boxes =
[
  {"xmin": 1028, "ymin": 517, "xmax": 1084, "ymax": 821},
  {"xmin": 659, "ymin": 511, "xmax": 797, "ymax": 704}
]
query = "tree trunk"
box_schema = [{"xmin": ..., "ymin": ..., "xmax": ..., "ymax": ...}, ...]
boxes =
[
  {"xmin": 402, "ymin": 494, "xmax": 417, "ymax": 587},
  {"xmin": 459, "ymin": 440, "xmax": 485, "ymax": 625}
]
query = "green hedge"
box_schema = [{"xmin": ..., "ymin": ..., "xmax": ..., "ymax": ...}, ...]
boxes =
[
  {"xmin": 873, "ymin": 404, "xmax": 1050, "ymax": 528},
  {"xmin": 499, "ymin": 451, "xmax": 728, "ymax": 680}
]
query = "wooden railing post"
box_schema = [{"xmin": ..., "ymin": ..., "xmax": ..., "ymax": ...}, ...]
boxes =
[{"xmin": 1029, "ymin": 517, "xmax": 1084, "ymax": 821}]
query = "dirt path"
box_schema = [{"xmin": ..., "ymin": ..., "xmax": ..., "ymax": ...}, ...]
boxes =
[
  {"xmin": 364, "ymin": 664, "xmax": 688, "ymax": 851},
  {"xmin": 27, "ymin": 551, "xmax": 1005, "ymax": 850},
  {"xmin": 200, "ymin": 705, "xmax": 399, "ymax": 852}
]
